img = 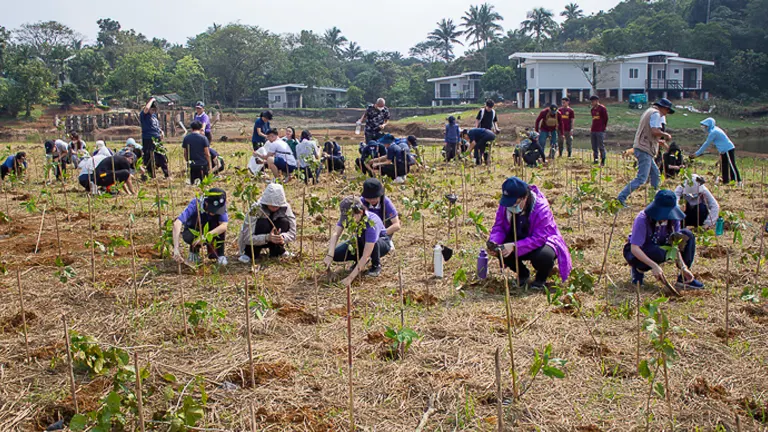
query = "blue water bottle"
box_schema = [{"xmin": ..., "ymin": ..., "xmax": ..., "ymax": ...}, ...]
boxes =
[
  {"xmin": 715, "ymin": 217, "xmax": 724, "ymax": 236},
  {"xmin": 477, "ymin": 249, "xmax": 488, "ymax": 279}
]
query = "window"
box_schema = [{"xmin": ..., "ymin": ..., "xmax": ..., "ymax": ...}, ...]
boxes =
[
  {"xmin": 629, "ymin": 68, "xmax": 639, "ymax": 79},
  {"xmin": 530, "ymin": 68, "xmax": 535, "ymax": 79},
  {"xmin": 274, "ymin": 95, "xmax": 282, "ymax": 102},
  {"xmin": 674, "ymin": 69, "xmax": 680, "ymax": 74},
  {"xmin": 657, "ymin": 70, "xmax": 666, "ymax": 79},
  {"xmin": 583, "ymin": 67, "xmax": 590, "ymax": 72}
]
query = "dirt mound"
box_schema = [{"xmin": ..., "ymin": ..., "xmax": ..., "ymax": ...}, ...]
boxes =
[
  {"xmin": 0, "ymin": 310, "xmax": 37, "ymax": 333},
  {"xmin": 226, "ymin": 360, "xmax": 295, "ymax": 388},
  {"xmin": 578, "ymin": 341, "xmax": 612, "ymax": 357},
  {"xmin": 571, "ymin": 236, "xmax": 596, "ymax": 251},
  {"xmin": 403, "ymin": 290, "xmax": 439, "ymax": 306},
  {"xmin": 701, "ymin": 245, "xmax": 729, "ymax": 258},
  {"xmin": 253, "ymin": 406, "xmax": 335, "ymax": 431},
  {"xmin": 277, "ymin": 304, "xmax": 318, "ymax": 324},
  {"xmin": 690, "ymin": 376, "xmax": 729, "ymax": 400}
]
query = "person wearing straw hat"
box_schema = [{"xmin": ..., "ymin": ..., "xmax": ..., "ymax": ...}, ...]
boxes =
[
  {"xmin": 617, "ymin": 98, "xmax": 675, "ymax": 206},
  {"xmin": 674, "ymin": 174, "xmax": 719, "ymax": 229},
  {"xmin": 360, "ymin": 178, "xmax": 400, "ymax": 251},
  {"xmin": 487, "ymin": 177, "xmax": 572, "ymax": 290},
  {"xmin": 623, "ymin": 189, "xmax": 704, "ymax": 289},
  {"xmin": 323, "ymin": 196, "xmax": 391, "ymax": 281},
  {"xmin": 691, "ymin": 117, "xmax": 741, "ymax": 187},
  {"xmin": 237, "ymin": 183, "xmax": 296, "ymax": 263},
  {"xmin": 172, "ymin": 188, "xmax": 229, "ymax": 266}
]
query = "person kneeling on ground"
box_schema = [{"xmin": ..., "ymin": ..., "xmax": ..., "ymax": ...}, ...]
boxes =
[
  {"xmin": 662, "ymin": 142, "xmax": 685, "ymax": 177},
  {"xmin": 356, "ymin": 140, "xmax": 386, "ymax": 176},
  {"xmin": 209, "ymin": 147, "xmax": 225, "ymax": 175},
  {"xmin": 1, "ymin": 152, "xmax": 27, "ymax": 180},
  {"xmin": 361, "ymin": 178, "xmax": 401, "ymax": 249},
  {"xmin": 94, "ymin": 152, "xmax": 136, "ymax": 195},
  {"xmin": 172, "ymin": 188, "xmax": 229, "ymax": 266},
  {"xmin": 514, "ymin": 130, "xmax": 546, "ymax": 167},
  {"xmin": 367, "ymin": 134, "xmax": 409, "ymax": 183},
  {"xmin": 488, "ymin": 177, "xmax": 572, "ymax": 289},
  {"xmin": 674, "ymin": 174, "xmax": 719, "ymax": 229},
  {"xmin": 323, "ymin": 140, "xmax": 346, "ymax": 174},
  {"xmin": 323, "ymin": 196, "xmax": 391, "ymax": 282},
  {"xmin": 237, "ymin": 183, "xmax": 296, "ymax": 262},
  {"xmin": 623, "ymin": 189, "xmax": 704, "ymax": 290}
]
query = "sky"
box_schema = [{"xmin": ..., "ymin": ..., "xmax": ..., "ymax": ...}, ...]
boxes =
[{"xmin": 2, "ymin": 0, "xmax": 618, "ymax": 55}]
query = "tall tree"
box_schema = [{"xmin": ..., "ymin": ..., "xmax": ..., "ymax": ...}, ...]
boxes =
[
  {"xmin": 1, "ymin": 49, "xmax": 54, "ymax": 116},
  {"xmin": 344, "ymin": 42, "xmax": 363, "ymax": 61},
  {"xmin": 107, "ymin": 47, "xmax": 170, "ymax": 103},
  {"xmin": 428, "ymin": 19, "xmax": 464, "ymax": 61},
  {"xmin": 68, "ymin": 48, "xmax": 109, "ymax": 103},
  {"xmin": 561, "ymin": 3, "xmax": 584, "ymax": 20},
  {"xmin": 13, "ymin": 21, "xmax": 82, "ymax": 86},
  {"xmin": 322, "ymin": 27, "xmax": 348, "ymax": 56},
  {"xmin": 461, "ymin": 3, "xmax": 503, "ymax": 68},
  {"xmin": 409, "ymin": 41, "xmax": 442, "ymax": 63},
  {"xmin": 521, "ymin": 8, "xmax": 558, "ymax": 46}
]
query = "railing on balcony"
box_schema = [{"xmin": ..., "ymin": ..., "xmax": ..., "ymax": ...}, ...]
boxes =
[
  {"xmin": 646, "ymin": 79, "xmax": 703, "ymax": 90},
  {"xmin": 436, "ymin": 90, "xmax": 478, "ymax": 99}
]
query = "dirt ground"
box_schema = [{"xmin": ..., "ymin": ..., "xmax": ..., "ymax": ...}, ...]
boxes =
[{"xmin": 0, "ymin": 134, "xmax": 767, "ymax": 431}]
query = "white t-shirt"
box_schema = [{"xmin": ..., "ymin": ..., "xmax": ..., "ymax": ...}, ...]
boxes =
[
  {"xmin": 265, "ymin": 138, "xmax": 297, "ymax": 167},
  {"xmin": 78, "ymin": 155, "xmax": 107, "ymax": 176},
  {"xmin": 650, "ymin": 112, "xmax": 663, "ymax": 129},
  {"xmin": 54, "ymin": 139, "xmax": 69, "ymax": 153},
  {"xmin": 296, "ymin": 139, "xmax": 319, "ymax": 168}
]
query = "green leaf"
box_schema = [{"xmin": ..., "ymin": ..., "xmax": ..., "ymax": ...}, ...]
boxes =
[
  {"xmin": 69, "ymin": 414, "xmax": 88, "ymax": 431},
  {"xmin": 542, "ymin": 365, "xmax": 566, "ymax": 379},
  {"xmin": 162, "ymin": 373, "xmax": 178, "ymax": 383},
  {"xmin": 105, "ymin": 391, "xmax": 122, "ymax": 411},
  {"xmin": 638, "ymin": 360, "xmax": 651, "ymax": 379},
  {"xmin": 654, "ymin": 382, "xmax": 665, "ymax": 398}
]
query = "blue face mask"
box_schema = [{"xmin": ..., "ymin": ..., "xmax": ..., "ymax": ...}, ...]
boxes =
[{"xmin": 508, "ymin": 203, "xmax": 523, "ymax": 215}]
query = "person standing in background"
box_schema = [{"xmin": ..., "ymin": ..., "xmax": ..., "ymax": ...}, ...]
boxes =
[
  {"xmin": 589, "ymin": 95, "xmax": 609, "ymax": 166},
  {"xmin": 251, "ymin": 111, "xmax": 273, "ymax": 151},
  {"xmin": 558, "ymin": 97, "xmax": 575, "ymax": 158},
  {"xmin": 358, "ymin": 98, "xmax": 390, "ymax": 143},
  {"xmin": 475, "ymin": 99, "xmax": 500, "ymax": 132},
  {"xmin": 140, "ymin": 97, "xmax": 167, "ymax": 178},
  {"xmin": 193, "ymin": 101, "xmax": 213, "ymax": 143}
]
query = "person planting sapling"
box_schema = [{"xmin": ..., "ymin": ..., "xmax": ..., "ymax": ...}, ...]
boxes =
[
  {"xmin": 237, "ymin": 183, "xmax": 297, "ymax": 262},
  {"xmin": 172, "ymin": 188, "xmax": 229, "ymax": 266},
  {"xmin": 674, "ymin": 174, "xmax": 719, "ymax": 229}
]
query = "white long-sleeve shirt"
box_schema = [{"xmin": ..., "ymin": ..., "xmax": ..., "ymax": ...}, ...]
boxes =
[{"xmin": 675, "ymin": 183, "xmax": 719, "ymax": 227}]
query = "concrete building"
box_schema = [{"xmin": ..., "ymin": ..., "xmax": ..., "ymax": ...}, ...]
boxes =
[
  {"xmin": 509, "ymin": 51, "xmax": 715, "ymax": 108},
  {"xmin": 427, "ymin": 71, "xmax": 485, "ymax": 106},
  {"xmin": 260, "ymin": 84, "xmax": 348, "ymax": 108}
]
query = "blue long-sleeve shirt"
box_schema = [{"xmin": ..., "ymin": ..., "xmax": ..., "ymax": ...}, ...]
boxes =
[{"xmin": 695, "ymin": 117, "xmax": 735, "ymax": 157}]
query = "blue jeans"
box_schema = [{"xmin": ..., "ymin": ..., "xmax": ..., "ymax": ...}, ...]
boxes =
[
  {"xmin": 618, "ymin": 149, "xmax": 660, "ymax": 204},
  {"xmin": 539, "ymin": 130, "xmax": 558, "ymax": 159}
]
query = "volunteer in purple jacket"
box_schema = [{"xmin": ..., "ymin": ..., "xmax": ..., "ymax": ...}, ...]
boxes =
[
  {"xmin": 623, "ymin": 189, "xmax": 704, "ymax": 290},
  {"xmin": 488, "ymin": 177, "xmax": 572, "ymax": 289}
]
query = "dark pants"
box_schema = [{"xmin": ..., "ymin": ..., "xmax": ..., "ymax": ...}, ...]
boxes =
[
  {"xmin": 355, "ymin": 158, "xmax": 374, "ymax": 176},
  {"xmin": 189, "ymin": 164, "xmax": 209, "ymax": 183},
  {"xmin": 365, "ymin": 131, "xmax": 383, "ymax": 144},
  {"xmin": 243, "ymin": 217, "xmax": 291, "ymax": 259},
  {"xmin": 182, "ymin": 222, "xmax": 225, "ymax": 258},
  {"xmin": 721, "ymin": 149, "xmax": 741, "ymax": 183},
  {"xmin": 0, "ymin": 165, "xmax": 9, "ymax": 179},
  {"xmin": 684, "ymin": 203, "xmax": 709, "ymax": 228},
  {"xmin": 380, "ymin": 163, "xmax": 408, "ymax": 180},
  {"xmin": 78, "ymin": 173, "xmax": 93, "ymax": 191},
  {"xmin": 95, "ymin": 169, "xmax": 130, "ymax": 188},
  {"xmin": 502, "ymin": 245, "xmax": 556, "ymax": 284},
  {"xmin": 252, "ymin": 141, "xmax": 265, "ymax": 151},
  {"xmin": 623, "ymin": 229, "xmax": 696, "ymax": 272},
  {"xmin": 54, "ymin": 156, "xmax": 68, "ymax": 180},
  {"xmin": 142, "ymin": 137, "xmax": 170, "ymax": 178},
  {"xmin": 333, "ymin": 234, "xmax": 391, "ymax": 268},
  {"xmin": 474, "ymin": 142, "xmax": 490, "ymax": 165},
  {"xmin": 326, "ymin": 156, "xmax": 345, "ymax": 173},
  {"xmin": 301, "ymin": 166, "xmax": 320, "ymax": 184},
  {"xmin": 444, "ymin": 142, "xmax": 459, "ymax": 161},
  {"xmin": 205, "ymin": 131, "xmax": 213, "ymax": 143},
  {"xmin": 591, "ymin": 132, "xmax": 606, "ymax": 165},
  {"xmin": 212, "ymin": 157, "xmax": 225, "ymax": 175}
]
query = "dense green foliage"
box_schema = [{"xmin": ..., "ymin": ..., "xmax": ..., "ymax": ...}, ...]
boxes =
[{"xmin": 0, "ymin": 0, "xmax": 765, "ymax": 116}]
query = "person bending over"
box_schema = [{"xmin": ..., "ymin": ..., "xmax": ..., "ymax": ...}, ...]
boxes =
[
  {"xmin": 674, "ymin": 174, "xmax": 719, "ymax": 229},
  {"xmin": 1, "ymin": 152, "xmax": 27, "ymax": 180},
  {"xmin": 94, "ymin": 152, "xmax": 136, "ymax": 195}
]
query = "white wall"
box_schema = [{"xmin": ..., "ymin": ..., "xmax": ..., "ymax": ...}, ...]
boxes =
[
  {"xmin": 596, "ymin": 62, "xmax": 621, "ymax": 90},
  {"xmin": 668, "ymin": 61, "xmax": 703, "ymax": 89},
  {"xmin": 433, "ymin": 77, "xmax": 474, "ymax": 98},
  {"xmin": 267, "ymin": 89, "xmax": 288, "ymax": 108},
  {"xmin": 526, "ymin": 60, "xmax": 593, "ymax": 90},
  {"xmin": 618, "ymin": 61, "xmax": 648, "ymax": 90}
]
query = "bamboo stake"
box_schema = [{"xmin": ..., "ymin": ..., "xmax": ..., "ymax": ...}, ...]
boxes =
[
  {"xmin": 87, "ymin": 193, "xmax": 96, "ymax": 287},
  {"xmin": 17, "ymin": 269, "xmax": 29, "ymax": 362},
  {"xmin": 34, "ymin": 205, "xmax": 47, "ymax": 254},
  {"xmin": 250, "ymin": 402, "xmax": 256, "ymax": 432},
  {"xmin": 659, "ymin": 308, "xmax": 673, "ymax": 427},
  {"xmin": 725, "ymin": 254, "xmax": 731, "ymax": 346},
  {"xmin": 178, "ymin": 263, "xmax": 189, "ymax": 337},
  {"xmin": 300, "ymin": 183, "xmax": 306, "ymax": 257},
  {"xmin": 244, "ymin": 278, "xmax": 255, "ymax": 388},
  {"xmin": 62, "ymin": 315, "xmax": 79, "ymax": 413},
  {"xmin": 756, "ymin": 217, "xmax": 765, "ymax": 276},
  {"xmin": 398, "ymin": 253, "xmax": 405, "ymax": 359},
  {"xmin": 495, "ymin": 252, "xmax": 518, "ymax": 401},
  {"xmin": 313, "ymin": 239, "xmax": 320, "ymax": 323},
  {"xmin": 598, "ymin": 211, "xmax": 620, "ymax": 299},
  {"xmin": 134, "ymin": 352, "xmax": 145, "ymax": 432},
  {"xmin": 154, "ymin": 176, "xmax": 162, "ymax": 234},
  {"xmin": 129, "ymin": 219, "xmax": 138, "ymax": 307},
  {"xmin": 494, "ymin": 347, "xmax": 503, "ymax": 432}
]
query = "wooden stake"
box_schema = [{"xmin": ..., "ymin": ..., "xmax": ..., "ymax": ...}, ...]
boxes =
[
  {"xmin": 598, "ymin": 211, "xmax": 619, "ymax": 299},
  {"xmin": 346, "ymin": 267, "xmax": 355, "ymax": 430},
  {"xmin": 134, "ymin": 352, "xmax": 145, "ymax": 432},
  {"xmin": 725, "ymin": 254, "xmax": 731, "ymax": 346},
  {"xmin": 756, "ymin": 217, "xmax": 765, "ymax": 276},
  {"xmin": 496, "ymin": 253, "xmax": 518, "ymax": 401},
  {"xmin": 62, "ymin": 315, "xmax": 79, "ymax": 413},
  {"xmin": 130, "ymin": 219, "xmax": 138, "ymax": 307},
  {"xmin": 313, "ymin": 239, "xmax": 320, "ymax": 323},
  {"xmin": 494, "ymin": 347, "xmax": 503, "ymax": 432},
  {"xmin": 178, "ymin": 263, "xmax": 189, "ymax": 337},
  {"xmin": 34, "ymin": 205, "xmax": 47, "ymax": 254},
  {"xmin": 250, "ymin": 402, "xmax": 256, "ymax": 432},
  {"xmin": 16, "ymin": 269, "xmax": 29, "ymax": 362},
  {"xmin": 245, "ymin": 278, "xmax": 256, "ymax": 388},
  {"xmin": 300, "ymin": 183, "xmax": 306, "ymax": 257},
  {"xmin": 398, "ymin": 253, "xmax": 405, "ymax": 359},
  {"xmin": 87, "ymin": 193, "xmax": 95, "ymax": 287},
  {"xmin": 659, "ymin": 307, "xmax": 673, "ymax": 427}
]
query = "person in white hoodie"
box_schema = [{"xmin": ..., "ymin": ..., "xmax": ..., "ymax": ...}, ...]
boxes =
[
  {"xmin": 92, "ymin": 140, "xmax": 114, "ymax": 158},
  {"xmin": 237, "ymin": 183, "xmax": 297, "ymax": 262},
  {"xmin": 77, "ymin": 153, "xmax": 107, "ymax": 193},
  {"xmin": 674, "ymin": 174, "xmax": 719, "ymax": 229}
]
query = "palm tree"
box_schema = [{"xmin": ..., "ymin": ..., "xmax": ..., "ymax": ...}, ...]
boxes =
[
  {"xmin": 520, "ymin": 8, "xmax": 558, "ymax": 45},
  {"xmin": 561, "ymin": 3, "xmax": 584, "ymax": 20},
  {"xmin": 323, "ymin": 27, "xmax": 348, "ymax": 56},
  {"xmin": 344, "ymin": 42, "xmax": 363, "ymax": 61},
  {"xmin": 461, "ymin": 3, "xmax": 503, "ymax": 68},
  {"xmin": 427, "ymin": 19, "xmax": 464, "ymax": 62}
]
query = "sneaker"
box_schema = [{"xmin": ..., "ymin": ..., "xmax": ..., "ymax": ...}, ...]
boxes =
[
  {"xmin": 394, "ymin": 176, "xmax": 406, "ymax": 184},
  {"xmin": 365, "ymin": 266, "xmax": 382, "ymax": 277},
  {"xmin": 593, "ymin": 159, "xmax": 599, "ymax": 165},
  {"xmin": 217, "ymin": 256, "xmax": 228, "ymax": 266},
  {"xmin": 517, "ymin": 276, "xmax": 529, "ymax": 289},
  {"xmin": 530, "ymin": 280, "xmax": 546, "ymax": 291},
  {"xmin": 238, "ymin": 254, "xmax": 251, "ymax": 264},
  {"xmin": 675, "ymin": 277, "xmax": 704, "ymax": 290},
  {"xmin": 388, "ymin": 239, "xmax": 395, "ymax": 252},
  {"xmin": 631, "ymin": 267, "xmax": 644, "ymax": 286},
  {"xmin": 281, "ymin": 251, "xmax": 295, "ymax": 258},
  {"xmin": 90, "ymin": 182, "xmax": 99, "ymax": 195},
  {"xmin": 187, "ymin": 252, "xmax": 200, "ymax": 264}
]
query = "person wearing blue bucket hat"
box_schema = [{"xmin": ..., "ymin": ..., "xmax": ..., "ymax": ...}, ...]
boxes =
[
  {"xmin": 623, "ymin": 189, "xmax": 704, "ymax": 290},
  {"xmin": 487, "ymin": 177, "xmax": 572, "ymax": 290}
]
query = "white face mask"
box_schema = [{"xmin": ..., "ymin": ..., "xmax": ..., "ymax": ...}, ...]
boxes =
[{"xmin": 701, "ymin": 125, "xmax": 709, "ymax": 132}]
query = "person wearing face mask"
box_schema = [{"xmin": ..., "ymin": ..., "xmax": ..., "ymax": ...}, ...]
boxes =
[
  {"xmin": 172, "ymin": 188, "xmax": 229, "ymax": 266},
  {"xmin": 674, "ymin": 174, "xmax": 719, "ymax": 229},
  {"xmin": 623, "ymin": 189, "xmax": 704, "ymax": 289},
  {"xmin": 237, "ymin": 183, "xmax": 296, "ymax": 262},
  {"xmin": 358, "ymin": 98, "xmax": 390, "ymax": 143},
  {"xmin": 487, "ymin": 177, "xmax": 572, "ymax": 290},
  {"xmin": 691, "ymin": 117, "xmax": 741, "ymax": 186},
  {"xmin": 360, "ymin": 178, "xmax": 401, "ymax": 250}
]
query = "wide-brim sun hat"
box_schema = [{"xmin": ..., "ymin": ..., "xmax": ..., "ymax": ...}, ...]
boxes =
[
  {"xmin": 260, "ymin": 183, "xmax": 288, "ymax": 207},
  {"xmin": 653, "ymin": 98, "xmax": 675, "ymax": 114},
  {"xmin": 499, "ymin": 176, "xmax": 529, "ymax": 207},
  {"xmin": 362, "ymin": 178, "xmax": 385, "ymax": 199},
  {"xmin": 645, "ymin": 189, "xmax": 685, "ymax": 221}
]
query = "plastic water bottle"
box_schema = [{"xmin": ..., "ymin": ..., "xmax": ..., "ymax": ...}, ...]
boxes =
[
  {"xmin": 433, "ymin": 244, "xmax": 444, "ymax": 278},
  {"xmin": 715, "ymin": 217, "xmax": 724, "ymax": 236},
  {"xmin": 355, "ymin": 121, "xmax": 361, "ymax": 136},
  {"xmin": 477, "ymin": 249, "xmax": 488, "ymax": 279}
]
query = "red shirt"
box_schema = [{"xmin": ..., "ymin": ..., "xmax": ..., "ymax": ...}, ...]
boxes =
[
  {"xmin": 558, "ymin": 107, "xmax": 575, "ymax": 133},
  {"xmin": 535, "ymin": 109, "xmax": 561, "ymax": 133},
  {"xmin": 591, "ymin": 104, "xmax": 609, "ymax": 132}
]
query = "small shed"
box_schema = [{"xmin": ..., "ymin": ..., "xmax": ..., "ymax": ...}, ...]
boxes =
[
  {"xmin": 260, "ymin": 84, "xmax": 348, "ymax": 108},
  {"xmin": 151, "ymin": 93, "xmax": 182, "ymax": 107}
]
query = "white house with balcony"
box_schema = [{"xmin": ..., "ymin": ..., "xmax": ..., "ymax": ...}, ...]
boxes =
[
  {"xmin": 509, "ymin": 51, "xmax": 714, "ymax": 109},
  {"xmin": 260, "ymin": 84, "xmax": 348, "ymax": 109},
  {"xmin": 427, "ymin": 71, "xmax": 485, "ymax": 106}
]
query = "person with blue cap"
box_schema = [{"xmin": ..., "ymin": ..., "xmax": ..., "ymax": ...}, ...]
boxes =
[
  {"xmin": 623, "ymin": 189, "xmax": 704, "ymax": 289},
  {"xmin": 617, "ymin": 98, "xmax": 675, "ymax": 206},
  {"xmin": 691, "ymin": 117, "xmax": 741, "ymax": 186},
  {"xmin": 487, "ymin": 176, "xmax": 572, "ymax": 289}
]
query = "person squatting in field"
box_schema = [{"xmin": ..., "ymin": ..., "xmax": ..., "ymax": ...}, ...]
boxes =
[
  {"xmin": 182, "ymin": 120, "xmax": 212, "ymax": 184},
  {"xmin": 488, "ymin": 177, "xmax": 572, "ymax": 290},
  {"xmin": 366, "ymin": 134, "xmax": 410, "ymax": 183},
  {"xmin": 360, "ymin": 178, "xmax": 401, "ymax": 251},
  {"xmin": 674, "ymin": 174, "xmax": 720, "ymax": 229},
  {"xmin": 691, "ymin": 117, "xmax": 741, "ymax": 186},
  {"xmin": 1, "ymin": 152, "xmax": 27, "ymax": 180},
  {"xmin": 356, "ymin": 139, "xmax": 386, "ymax": 176},
  {"xmin": 617, "ymin": 98, "xmax": 675, "ymax": 206},
  {"xmin": 258, "ymin": 129, "xmax": 298, "ymax": 182},
  {"xmin": 322, "ymin": 139, "xmax": 346, "ymax": 175},
  {"xmin": 237, "ymin": 183, "xmax": 297, "ymax": 262},
  {"xmin": 296, "ymin": 131, "xmax": 322, "ymax": 184},
  {"xmin": 77, "ymin": 153, "xmax": 106, "ymax": 193},
  {"xmin": 514, "ymin": 130, "xmax": 546, "ymax": 167},
  {"xmin": 624, "ymin": 189, "xmax": 705, "ymax": 290},
  {"xmin": 172, "ymin": 187, "xmax": 229, "ymax": 266},
  {"xmin": 94, "ymin": 152, "xmax": 136, "ymax": 195},
  {"xmin": 324, "ymin": 196, "xmax": 391, "ymax": 281}
]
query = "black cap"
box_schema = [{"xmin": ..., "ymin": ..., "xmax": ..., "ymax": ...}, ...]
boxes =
[
  {"xmin": 362, "ymin": 178, "xmax": 385, "ymax": 199},
  {"xmin": 589, "ymin": 95, "xmax": 600, "ymax": 101},
  {"xmin": 549, "ymin": 104, "xmax": 557, "ymax": 110},
  {"xmin": 653, "ymin": 98, "xmax": 675, "ymax": 114},
  {"xmin": 205, "ymin": 188, "xmax": 227, "ymax": 215}
]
